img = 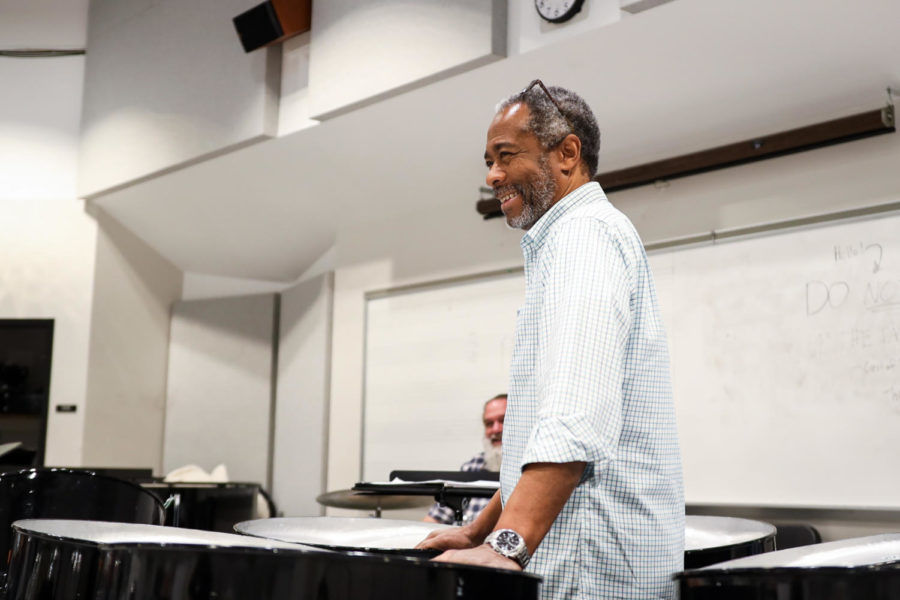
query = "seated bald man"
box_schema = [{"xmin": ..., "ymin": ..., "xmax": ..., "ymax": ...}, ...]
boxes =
[{"xmin": 424, "ymin": 394, "xmax": 506, "ymax": 525}]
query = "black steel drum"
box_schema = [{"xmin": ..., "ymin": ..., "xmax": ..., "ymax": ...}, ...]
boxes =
[
  {"xmin": 235, "ymin": 516, "xmax": 449, "ymax": 558},
  {"xmin": 6, "ymin": 519, "xmax": 542, "ymax": 600},
  {"xmin": 684, "ymin": 515, "xmax": 777, "ymax": 568},
  {"xmin": 142, "ymin": 482, "xmax": 269, "ymax": 532},
  {"xmin": 0, "ymin": 468, "xmax": 164, "ymax": 579},
  {"xmin": 676, "ymin": 533, "xmax": 900, "ymax": 599}
]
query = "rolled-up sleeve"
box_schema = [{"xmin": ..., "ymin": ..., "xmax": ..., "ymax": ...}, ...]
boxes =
[{"xmin": 521, "ymin": 219, "xmax": 634, "ymax": 471}]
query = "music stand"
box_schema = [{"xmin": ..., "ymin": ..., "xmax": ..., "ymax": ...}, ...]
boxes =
[{"xmin": 354, "ymin": 470, "xmax": 499, "ymax": 525}]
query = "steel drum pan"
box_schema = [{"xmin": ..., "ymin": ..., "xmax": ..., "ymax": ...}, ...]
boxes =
[
  {"xmin": 6, "ymin": 519, "xmax": 540, "ymax": 600},
  {"xmin": 676, "ymin": 533, "xmax": 900, "ymax": 599},
  {"xmin": 0, "ymin": 468, "xmax": 164, "ymax": 584},
  {"xmin": 235, "ymin": 516, "xmax": 451, "ymax": 558},
  {"xmin": 684, "ymin": 515, "xmax": 777, "ymax": 569},
  {"xmin": 5, "ymin": 519, "xmax": 322, "ymax": 600}
]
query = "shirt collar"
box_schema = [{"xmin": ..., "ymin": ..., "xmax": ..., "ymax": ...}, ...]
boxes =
[{"xmin": 521, "ymin": 181, "xmax": 603, "ymax": 251}]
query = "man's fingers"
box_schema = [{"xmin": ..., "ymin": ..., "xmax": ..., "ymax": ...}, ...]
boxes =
[
  {"xmin": 415, "ymin": 537, "xmax": 434, "ymax": 550},
  {"xmin": 415, "ymin": 531, "xmax": 446, "ymax": 549},
  {"xmin": 431, "ymin": 550, "xmax": 456, "ymax": 563}
]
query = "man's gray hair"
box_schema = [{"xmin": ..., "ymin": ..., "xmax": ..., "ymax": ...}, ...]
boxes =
[{"xmin": 496, "ymin": 84, "xmax": 601, "ymax": 177}]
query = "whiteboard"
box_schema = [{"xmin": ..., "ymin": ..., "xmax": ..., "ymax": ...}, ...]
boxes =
[
  {"xmin": 363, "ymin": 273, "xmax": 520, "ymax": 481},
  {"xmin": 653, "ymin": 212, "xmax": 900, "ymax": 508},
  {"xmin": 363, "ymin": 212, "xmax": 900, "ymax": 508}
]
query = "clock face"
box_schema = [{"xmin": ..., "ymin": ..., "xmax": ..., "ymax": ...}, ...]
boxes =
[{"xmin": 535, "ymin": 0, "xmax": 585, "ymax": 23}]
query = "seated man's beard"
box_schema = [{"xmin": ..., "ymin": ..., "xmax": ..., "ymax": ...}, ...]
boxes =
[{"xmin": 482, "ymin": 436, "xmax": 503, "ymax": 471}]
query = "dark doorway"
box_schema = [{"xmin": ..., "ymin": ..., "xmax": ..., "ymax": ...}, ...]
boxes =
[{"xmin": 0, "ymin": 319, "xmax": 53, "ymax": 467}]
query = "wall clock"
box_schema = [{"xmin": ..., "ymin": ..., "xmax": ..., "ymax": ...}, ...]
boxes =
[{"xmin": 535, "ymin": 0, "xmax": 585, "ymax": 23}]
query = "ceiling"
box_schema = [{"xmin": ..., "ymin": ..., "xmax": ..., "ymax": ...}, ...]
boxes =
[{"xmin": 87, "ymin": 0, "xmax": 900, "ymax": 282}]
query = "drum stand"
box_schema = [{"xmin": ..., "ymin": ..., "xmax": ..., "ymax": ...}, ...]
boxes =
[{"xmin": 353, "ymin": 479, "xmax": 497, "ymax": 525}]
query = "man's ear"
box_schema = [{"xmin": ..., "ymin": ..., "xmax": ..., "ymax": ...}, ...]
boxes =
[{"xmin": 557, "ymin": 133, "xmax": 582, "ymax": 175}]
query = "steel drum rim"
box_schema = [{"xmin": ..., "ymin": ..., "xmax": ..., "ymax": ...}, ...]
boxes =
[
  {"xmin": 1, "ymin": 467, "xmax": 166, "ymax": 516},
  {"xmin": 291, "ymin": 541, "xmax": 440, "ymax": 558},
  {"xmin": 11, "ymin": 520, "xmax": 327, "ymax": 553},
  {"xmin": 698, "ymin": 532, "xmax": 900, "ymax": 567},
  {"xmin": 683, "ymin": 536, "xmax": 775, "ymax": 556},
  {"xmin": 233, "ymin": 521, "xmax": 443, "ymax": 555},
  {"xmin": 2, "ymin": 467, "xmax": 152, "ymax": 493},
  {"xmin": 234, "ymin": 516, "xmax": 453, "ymax": 550},
  {"xmin": 675, "ymin": 562, "xmax": 900, "ymax": 580},
  {"xmin": 143, "ymin": 482, "xmax": 262, "ymax": 489},
  {"xmin": 684, "ymin": 515, "xmax": 777, "ymax": 551}
]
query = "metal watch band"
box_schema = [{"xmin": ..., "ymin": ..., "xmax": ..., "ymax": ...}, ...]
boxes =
[{"xmin": 485, "ymin": 529, "xmax": 530, "ymax": 568}]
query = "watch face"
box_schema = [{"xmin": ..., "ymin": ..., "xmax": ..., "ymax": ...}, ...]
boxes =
[
  {"xmin": 496, "ymin": 530, "xmax": 522, "ymax": 552},
  {"xmin": 487, "ymin": 529, "xmax": 530, "ymax": 568},
  {"xmin": 535, "ymin": 0, "xmax": 585, "ymax": 23}
]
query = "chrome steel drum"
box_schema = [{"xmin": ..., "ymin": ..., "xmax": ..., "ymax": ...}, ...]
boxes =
[
  {"xmin": 7, "ymin": 519, "xmax": 541, "ymax": 600},
  {"xmin": 676, "ymin": 533, "xmax": 900, "ymax": 599},
  {"xmin": 235, "ymin": 516, "xmax": 451, "ymax": 558},
  {"xmin": 684, "ymin": 515, "xmax": 777, "ymax": 568}
]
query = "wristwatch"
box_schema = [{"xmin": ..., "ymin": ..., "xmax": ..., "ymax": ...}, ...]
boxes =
[{"xmin": 484, "ymin": 529, "xmax": 530, "ymax": 568}]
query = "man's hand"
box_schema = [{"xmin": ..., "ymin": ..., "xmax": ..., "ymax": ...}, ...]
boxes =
[
  {"xmin": 432, "ymin": 544, "xmax": 522, "ymax": 571},
  {"xmin": 417, "ymin": 491, "xmax": 503, "ymax": 551},
  {"xmin": 415, "ymin": 526, "xmax": 479, "ymax": 552}
]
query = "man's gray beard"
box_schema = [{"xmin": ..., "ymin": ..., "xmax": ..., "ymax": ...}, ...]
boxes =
[
  {"xmin": 506, "ymin": 154, "xmax": 557, "ymax": 231},
  {"xmin": 482, "ymin": 436, "xmax": 503, "ymax": 471}
]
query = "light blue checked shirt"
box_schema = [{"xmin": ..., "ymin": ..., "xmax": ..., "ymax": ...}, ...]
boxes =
[{"xmin": 501, "ymin": 182, "xmax": 684, "ymax": 600}]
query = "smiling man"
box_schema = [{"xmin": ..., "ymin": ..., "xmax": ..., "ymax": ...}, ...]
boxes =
[
  {"xmin": 424, "ymin": 394, "xmax": 507, "ymax": 525},
  {"xmin": 417, "ymin": 82, "xmax": 684, "ymax": 600}
]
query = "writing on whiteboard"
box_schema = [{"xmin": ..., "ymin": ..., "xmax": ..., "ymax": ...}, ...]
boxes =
[
  {"xmin": 806, "ymin": 281, "xmax": 849, "ymax": 314},
  {"xmin": 808, "ymin": 326, "xmax": 900, "ymax": 358},
  {"xmin": 807, "ymin": 241, "xmax": 899, "ymax": 315},
  {"xmin": 807, "ymin": 278, "xmax": 900, "ymax": 315},
  {"xmin": 865, "ymin": 280, "xmax": 900, "ymax": 312},
  {"xmin": 887, "ymin": 385, "xmax": 900, "ymax": 414},
  {"xmin": 833, "ymin": 242, "xmax": 883, "ymax": 273}
]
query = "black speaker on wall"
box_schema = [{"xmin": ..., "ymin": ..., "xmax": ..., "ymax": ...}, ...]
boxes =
[{"xmin": 233, "ymin": 0, "xmax": 311, "ymax": 53}]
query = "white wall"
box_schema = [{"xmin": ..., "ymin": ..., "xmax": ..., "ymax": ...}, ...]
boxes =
[
  {"xmin": 181, "ymin": 272, "xmax": 291, "ymax": 302},
  {"xmin": 307, "ymin": 0, "xmax": 506, "ymax": 119},
  {"xmin": 0, "ymin": 0, "xmax": 94, "ymax": 465},
  {"xmin": 277, "ymin": 33, "xmax": 317, "ymax": 137},
  {"xmin": 164, "ymin": 294, "xmax": 276, "ymax": 482},
  {"xmin": 272, "ymin": 273, "xmax": 333, "ymax": 516},
  {"xmin": 81, "ymin": 210, "xmax": 183, "ymax": 472},
  {"xmin": 78, "ymin": 0, "xmax": 280, "ymax": 197}
]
